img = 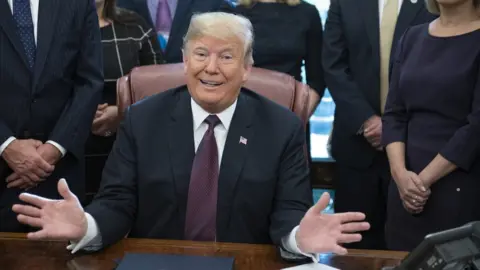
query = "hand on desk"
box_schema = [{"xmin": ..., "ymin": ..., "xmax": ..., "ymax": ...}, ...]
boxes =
[
  {"xmin": 296, "ymin": 192, "xmax": 370, "ymax": 255},
  {"xmin": 12, "ymin": 178, "xmax": 87, "ymax": 242},
  {"xmin": 2, "ymin": 139, "xmax": 55, "ymax": 189}
]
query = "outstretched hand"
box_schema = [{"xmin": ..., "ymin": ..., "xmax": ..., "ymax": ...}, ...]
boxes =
[
  {"xmin": 12, "ymin": 178, "xmax": 87, "ymax": 242},
  {"xmin": 296, "ymin": 192, "xmax": 370, "ymax": 255}
]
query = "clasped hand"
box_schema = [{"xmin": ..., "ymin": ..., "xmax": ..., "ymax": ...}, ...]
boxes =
[
  {"xmin": 2, "ymin": 139, "xmax": 59, "ymax": 189},
  {"xmin": 394, "ymin": 170, "xmax": 431, "ymax": 214},
  {"xmin": 92, "ymin": 103, "xmax": 118, "ymax": 137},
  {"xmin": 363, "ymin": 116, "xmax": 383, "ymax": 151}
]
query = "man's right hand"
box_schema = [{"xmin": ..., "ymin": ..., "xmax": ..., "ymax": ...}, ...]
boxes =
[
  {"xmin": 12, "ymin": 178, "xmax": 87, "ymax": 242},
  {"xmin": 2, "ymin": 139, "xmax": 54, "ymax": 182},
  {"xmin": 363, "ymin": 116, "xmax": 382, "ymax": 150}
]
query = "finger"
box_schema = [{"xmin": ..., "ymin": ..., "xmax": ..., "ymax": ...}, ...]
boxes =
[
  {"xmin": 341, "ymin": 222, "xmax": 370, "ymax": 233},
  {"xmin": 31, "ymin": 167, "xmax": 49, "ymax": 179},
  {"xmin": 6, "ymin": 173, "xmax": 21, "ymax": 183},
  {"xmin": 337, "ymin": 233, "xmax": 362, "ymax": 244},
  {"xmin": 403, "ymin": 200, "xmax": 423, "ymax": 213},
  {"xmin": 12, "ymin": 204, "xmax": 42, "ymax": 218},
  {"xmin": 19, "ymin": 193, "xmax": 51, "ymax": 208},
  {"xmin": 58, "ymin": 178, "xmax": 75, "ymax": 201},
  {"xmin": 336, "ymin": 212, "xmax": 366, "ymax": 223},
  {"xmin": 7, "ymin": 179, "xmax": 27, "ymax": 188},
  {"xmin": 35, "ymin": 157, "xmax": 54, "ymax": 173},
  {"xmin": 27, "ymin": 230, "xmax": 50, "ymax": 240},
  {"xmin": 409, "ymin": 174, "xmax": 427, "ymax": 192},
  {"xmin": 27, "ymin": 171, "xmax": 41, "ymax": 182},
  {"xmin": 95, "ymin": 110, "xmax": 104, "ymax": 118},
  {"xmin": 332, "ymin": 245, "xmax": 348, "ymax": 255},
  {"xmin": 28, "ymin": 139, "xmax": 43, "ymax": 148},
  {"xmin": 92, "ymin": 114, "xmax": 107, "ymax": 126},
  {"xmin": 17, "ymin": 214, "xmax": 43, "ymax": 228},
  {"xmin": 306, "ymin": 192, "xmax": 330, "ymax": 217}
]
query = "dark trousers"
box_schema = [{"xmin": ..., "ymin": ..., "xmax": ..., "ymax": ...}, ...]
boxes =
[
  {"xmin": 0, "ymin": 160, "xmax": 31, "ymax": 232},
  {"xmin": 333, "ymin": 153, "xmax": 390, "ymax": 250}
]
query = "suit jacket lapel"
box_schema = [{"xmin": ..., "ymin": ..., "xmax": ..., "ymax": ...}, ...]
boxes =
[
  {"xmin": 393, "ymin": 0, "xmax": 423, "ymax": 44},
  {"xmin": 32, "ymin": 0, "xmax": 60, "ymax": 89},
  {"xmin": 358, "ymin": 0, "xmax": 380, "ymax": 71},
  {"xmin": 0, "ymin": 1, "xmax": 31, "ymax": 70},
  {"xmin": 168, "ymin": 88, "xmax": 195, "ymax": 235},
  {"xmin": 165, "ymin": 0, "xmax": 192, "ymax": 55},
  {"xmin": 216, "ymin": 92, "xmax": 254, "ymax": 240}
]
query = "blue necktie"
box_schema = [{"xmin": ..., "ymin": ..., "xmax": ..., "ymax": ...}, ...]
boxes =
[{"xmin": 13, "ymin": 0, "xmax": 36, "ymax": 69}]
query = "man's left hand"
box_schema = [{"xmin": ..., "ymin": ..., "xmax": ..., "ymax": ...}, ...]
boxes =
[
  {"xmin": 296, "ymin": 192, "xmax": 370, "ymax": 255},
  {"xmin": 6, "ymin": 144, "xmax": 61, "ymax": 189}
]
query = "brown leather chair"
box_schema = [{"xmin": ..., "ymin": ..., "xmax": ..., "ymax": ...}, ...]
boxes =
[{"xmin": 116, "ymin": 63, "xmax": 315, "ymax": 125}]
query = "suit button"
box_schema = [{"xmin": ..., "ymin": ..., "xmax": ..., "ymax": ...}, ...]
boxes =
[{"xmin": 32, "ymin": 99, "xmax": 37, "ymax": 103}]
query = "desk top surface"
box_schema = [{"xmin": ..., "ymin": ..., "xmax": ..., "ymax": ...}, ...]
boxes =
[{"xmin": 0, "ymin": 233, "xmax": 406, "ymax": 270}]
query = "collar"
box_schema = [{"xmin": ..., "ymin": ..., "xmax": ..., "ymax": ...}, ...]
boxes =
[{"xmin": 191, "ymin": 98, "xmax": 237, "ymax": 131}]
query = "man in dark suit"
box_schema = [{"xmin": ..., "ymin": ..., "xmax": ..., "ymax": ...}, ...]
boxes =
[
  {"xmin": 13, "ymin": 12, "xmax": 369, "ymax": 260},
  {"xmin": 117, "ymin": 0, "xmax": 224, "ymax": 63},
  {"xmin": 322, "ymin": 0, "xmax": 435, "ymax": 249},
  {"xmin": 0, "ymin": 0, "xmax": 103, "ymax": 231}
]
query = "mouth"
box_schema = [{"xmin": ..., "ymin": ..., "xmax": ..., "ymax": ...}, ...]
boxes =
[{"xmin": 200, "ymin": 79, "xmax": 223, "ymax": 87}]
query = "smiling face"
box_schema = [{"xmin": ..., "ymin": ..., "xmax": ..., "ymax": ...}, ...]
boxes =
[{"xmin": 183, "ymin": 35, "xmax": 251, "ymax": 113}]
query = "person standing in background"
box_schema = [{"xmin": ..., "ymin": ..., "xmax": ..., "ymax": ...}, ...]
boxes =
[
  {"xmin": 0, "ymin": 0, "xmax": 103, "ymax": 231},
  {"xmin": 116, "ymin": 0, "xmax": 225, "ymax": 63},
  {"xmin": 322, "ymin": 0, "xmax": 435, "ymax": 249},
  {"xmin": 383, "ymin": 0, "xmax": 480, "ymax": 251},
  {"xmin": 84, "ymin": 0, "xmax": 163, "ymax": 201},
  {"xmin": 221, "ymin": 0, "xmax": 325, "ymax": 110}
]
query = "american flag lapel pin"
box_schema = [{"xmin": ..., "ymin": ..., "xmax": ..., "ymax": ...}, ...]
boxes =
[{"xmin": 239, "ymin": 136, "xmax": 247, "ymax": 145}]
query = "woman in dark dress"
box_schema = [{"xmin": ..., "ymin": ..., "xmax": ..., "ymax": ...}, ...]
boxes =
[
  {"xmin": 220, "ymin": 0, "xmax": 325, "ymax": 108},
  {"xmin": 382, "ymin": 0, "xmax": 480, "ymax": 251},
  {"xmin": 85, "ymin": 0, "xmax": 163, "ymax": 199}
]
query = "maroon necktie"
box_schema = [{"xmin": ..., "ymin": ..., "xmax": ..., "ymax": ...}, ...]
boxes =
[
  {"xmin": 184, "ymin": 115, "xmax": 221, "ymax": 241},
  {"xmin": 156, "ymin": 0, "xmax": 172, "ymax": 33}
]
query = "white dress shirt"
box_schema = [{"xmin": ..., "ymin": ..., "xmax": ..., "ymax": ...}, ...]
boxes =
[
  {"xmin": 68, "ymin": 98, "xmax": 317, "ymax": 262},
  {"xmin": 0, "ymin": 0, "xmax": 66, "ymax": 157},
  {"xmin": 378, "ymin": 0, "xmax": 404, "ymax": 22}
]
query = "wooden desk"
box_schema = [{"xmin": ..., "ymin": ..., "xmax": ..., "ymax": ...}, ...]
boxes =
[{"xmin": 0, "ymin": 233, "xmax": 406, "ymax": 269}]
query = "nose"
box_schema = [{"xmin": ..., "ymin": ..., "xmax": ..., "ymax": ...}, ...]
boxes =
[{"xmin": 205, "ymin": 55, "xmax": 219, "ymax": 74}]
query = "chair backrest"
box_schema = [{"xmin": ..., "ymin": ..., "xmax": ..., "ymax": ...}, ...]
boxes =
[{"xmin": 116, "ymin": 63, "xmax": 314, "ymax": 125}]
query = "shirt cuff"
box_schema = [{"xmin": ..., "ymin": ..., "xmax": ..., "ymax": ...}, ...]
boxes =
[
  {"xmin": 66, "ymin": 213, "xmax": 103, "ymax": 253},
  {"xmin": 281, "ymin": 225, "xmax": 320, "ymax": 263},
  {"xmin": 46, "ymin": 140, "xmax": 67, "ymax": 157},
  {"xmin": 0, "ymin": 136, "xmax": 16, "ymax": 156}
]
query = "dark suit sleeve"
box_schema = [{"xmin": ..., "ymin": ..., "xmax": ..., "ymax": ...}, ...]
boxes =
[
  {"xmin": 322, "ymin": 0, "xmax": 375, "ymax": 134},
  {"xmin": 269, "ymin": 118, "xmax": 313, "ymax": 245},
  {"xmin": 382, "ymin": 31, "xmax": 409, "ymax": 146},
  {"xmin": 439, "ymin": 66, "xmax": 480, "ymax": 171},
  {"xmin": 47, "ymin": 1, "xmax": 103, "ymax": 159},
  {"xmin": 85, "ymin": 107, "xmax": 138, "ymax": 248},
  {"xmin": 0, "ymin": 122, "xmax": 13, "ymax": 148},
  {"xmin": 305, "ymin": 5, "xmax": 326, "ymax": 97}
]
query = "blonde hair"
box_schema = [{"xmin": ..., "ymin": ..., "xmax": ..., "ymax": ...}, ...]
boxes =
[
  {"xmin": 425, "ymin": 0, "xmax": 480, "ymax": 15},
  {"xmin": 237, "ymin": 0, "xmax": 301, "ymax": 6},
  {"xmin": 183, "ymin": 12, "xmax": 254, "ymax": 65}
]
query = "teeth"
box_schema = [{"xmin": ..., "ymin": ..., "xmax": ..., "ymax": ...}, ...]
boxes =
[{"xmin": 201, "ymin": 80, "xmax": 221, "ymax": 86}]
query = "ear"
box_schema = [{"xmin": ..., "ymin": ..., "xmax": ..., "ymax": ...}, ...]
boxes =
[
  {"xmin": 242, "ymin": 63, "xmax": 252, "ymax": 82},
  {"xmin": 182, "ymin": 49, "xmax": 188, "ymax": 74}
]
